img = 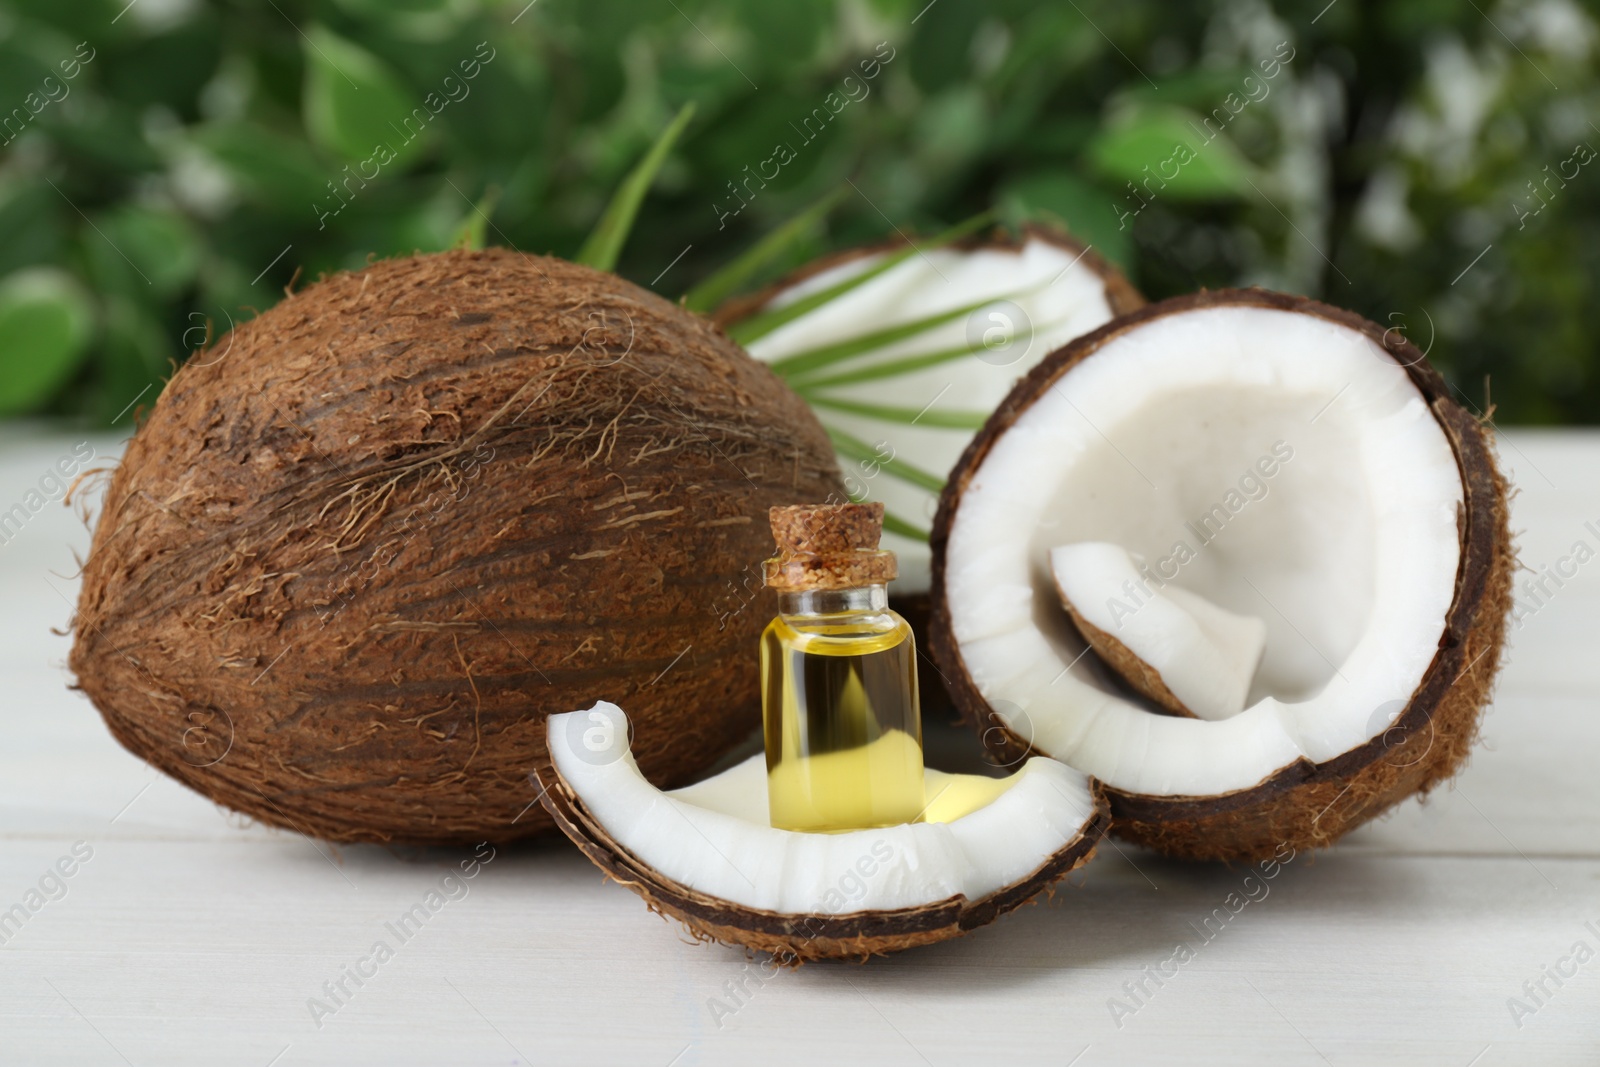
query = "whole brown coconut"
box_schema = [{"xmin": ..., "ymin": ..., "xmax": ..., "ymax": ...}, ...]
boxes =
[{"xmin": 70, "ymin": 250, "xmax": 843, "ymax": 845}]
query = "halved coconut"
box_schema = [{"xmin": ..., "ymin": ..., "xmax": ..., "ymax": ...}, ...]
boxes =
[
  {"xmin": 929, "ymin": 290, "xmax": 1513, "ymax": 862},
  {"xmin": 538, "ymin": 703, "xmax": 1109, "ymax": 961},
  {"xmin": 715, "ymin": 224, "xmax": 1143, "ymax": 595}
]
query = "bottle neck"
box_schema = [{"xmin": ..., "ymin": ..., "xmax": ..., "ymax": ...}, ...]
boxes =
[{"xmin": 777, "ymin": 584, "xmax": 887, "ymax": 618}]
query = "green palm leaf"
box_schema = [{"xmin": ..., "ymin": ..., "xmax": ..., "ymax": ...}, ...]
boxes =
[
  {"xmin": 576, "ymin": 103, "xmax": 696, "ymax": 272},
  {"xmin": 792, "ymin": 314, "xmax": 1070, "ymax": 390},
  {"xmin": 726, "ymin": 210, "xmax": 994, "ymax": 346},
  {"xmin": 807, "ymin": 395, "xmax": 989, "ymax": 430},
  {"xmin": 826, "ymin": 426, "xmax": 947, "ymax": 493},
  {"xmin": 451, "ymin": 185, "xmax": 501, "ymax": 251},
  {"xmin": 771, "ymin": 289, "xmax": 1024, "ymax": 381},
  {"xmin": 880, "ymin": 511, "xmax": 930, "ymax": 543},
  {"xmin": 683, "ymin": 186, "xmax": 846, "ymax": 312},
  {"xmin": 789, "ymin": 341, "xmax": 980, "ymax": 390}
]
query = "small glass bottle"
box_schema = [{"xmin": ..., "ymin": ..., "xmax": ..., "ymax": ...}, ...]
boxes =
[{"xmin": 760, "ymin": 502, "xmax": 924, "ymax": 832}]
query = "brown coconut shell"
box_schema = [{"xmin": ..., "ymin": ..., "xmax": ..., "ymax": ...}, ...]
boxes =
[
  {"xmin": 715, "ymin": 222, "xmax": 1145, "ymax": 725},
  {"xmin": 928, "ymin": 288, "xmax": 1514, "ymax": 862},
  {"xmin": 1055, "ymin": 596, "xmax": 1200, "ymax": 719},
  {"xmin": 535, "ymin": 762, "xmax": 1110, "ymax": 962},
  {"xmin": 69, "ymin": 249, "xmax": 843, "ymax": 845}
]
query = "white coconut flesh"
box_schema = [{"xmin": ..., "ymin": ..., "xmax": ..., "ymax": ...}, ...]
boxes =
[
  {"xmin": 548, "ymin": 703, "xmax": 1101, "ymax": 915},
  {"xmin": 744, "ymin": 237, "xmax": 1121, "ymax": 592},
  {"xmin": 1050, "ymin": 542, "xmax": 1268, "ymax": 720},
  {"xmin": 943, "ymin": 304, "xmax": 1464, "ymax": 798}
]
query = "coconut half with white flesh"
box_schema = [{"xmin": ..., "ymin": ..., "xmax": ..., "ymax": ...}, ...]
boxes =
[
  {"xmin": 929, "ymin": 289, "xmax": 1514, "ymax": 862},
  {"xmin": 538, "ymin": 703, "xmax": 1109, "ymax": 961},
  {"xmin": 716, "ymin": 224, "xmax": 1143, "ymax": 595},
  {"xmin": 1050, "ymin": 543, "xmax": 1268, "ymax": 721}
]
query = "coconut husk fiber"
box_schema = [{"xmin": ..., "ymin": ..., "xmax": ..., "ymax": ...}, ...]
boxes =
[{"xmin": 70, "ymin": 249, "xmax": 843, "ymax": 845}]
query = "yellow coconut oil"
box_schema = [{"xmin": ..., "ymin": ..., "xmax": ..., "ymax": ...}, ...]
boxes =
[{"xmin": 760, "ymin": 504, "xmax": 924, "ymax": 832}]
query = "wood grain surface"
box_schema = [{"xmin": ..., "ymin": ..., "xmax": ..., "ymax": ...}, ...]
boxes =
[{"xmin": 0, "ymin": 426, "xmax": 1595, "ymax": 1066}]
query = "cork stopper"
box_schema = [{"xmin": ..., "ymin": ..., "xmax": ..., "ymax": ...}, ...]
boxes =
[{"xmin": 764, "ymin": 502, "xmax": 897, "ymax": 592}]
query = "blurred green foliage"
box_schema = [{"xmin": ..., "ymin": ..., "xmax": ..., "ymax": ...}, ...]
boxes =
[{"xmin": 0, "ymin": 0, "xmax": 1595, "ymax": 424}]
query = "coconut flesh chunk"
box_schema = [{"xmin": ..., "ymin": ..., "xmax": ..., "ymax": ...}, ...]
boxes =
[
  {"xmin": 1050, "ymin": 542, "xmax": 1267, "ymax": 721},
  {"xmin": 940, "ymin": 301, "xmax": 1467, "ymax": 801},
  {"xmin": 737, "ymin": 231, "xmax": 1138, "ymax": 593},
  {"xmin": 540, "ymin": 703, "xmax": 1108, "ymax": 957}
]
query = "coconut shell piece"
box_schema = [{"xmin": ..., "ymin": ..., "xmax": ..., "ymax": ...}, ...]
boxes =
[
  {"xmin": 1059, "ymin": 602, "xmax": 1199, "ymax": 719},
  {"xmin": 1049, "ymin": 547, "xmax": 1267, "ymax": 722},
  {"xmin": 929, "ymin": 288, "xmax": 1514, "ymax": 862},
  {"xmin": 535, "ymin": 760, "xmax": 1111, "ymax": 962},
  {"xmin": 69, "ymin": 250, "xmax": 843, "ymax": 845}
]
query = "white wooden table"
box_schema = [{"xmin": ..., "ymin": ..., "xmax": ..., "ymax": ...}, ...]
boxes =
[{"xmin": 1, "ymin": 424, "xmax": 1596, "ymax": 1066}]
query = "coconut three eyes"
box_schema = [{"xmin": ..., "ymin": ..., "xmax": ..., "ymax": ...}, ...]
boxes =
[{"xmin": 929, "ymin": 290, "xmax": 1513, "ymax": 862}]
